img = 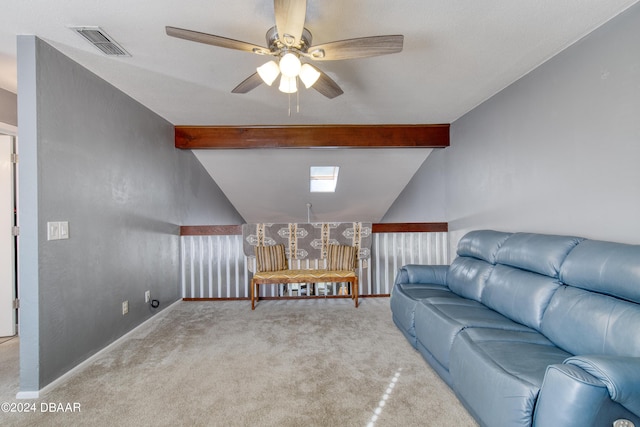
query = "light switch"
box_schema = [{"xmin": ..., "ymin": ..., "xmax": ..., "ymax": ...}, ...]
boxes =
[
  {"xmin": 59, "ymin": 221, "xmax": 69, "ymax": 239},
  {"xmin": 47, "ymin": 222, "xmax": 60, "ymax": 240},
  {"xmin": 47, "ymin": 221, "xmax": 69, "ymax": 240}
]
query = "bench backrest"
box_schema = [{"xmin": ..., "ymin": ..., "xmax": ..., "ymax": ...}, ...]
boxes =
[{"xmin": 242, "ymin": 222, "xmax": 372, "ymax": 272}]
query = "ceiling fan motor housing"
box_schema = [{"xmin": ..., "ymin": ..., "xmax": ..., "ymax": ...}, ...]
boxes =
[{"xmin": 265, "ymin": 26, "xmax": 312, "ymax": 55}]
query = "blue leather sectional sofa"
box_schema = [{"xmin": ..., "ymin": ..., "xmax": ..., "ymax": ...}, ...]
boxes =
[{"xmin": 390, "ymin": 230, "xmax": 640, "ymax": 427}]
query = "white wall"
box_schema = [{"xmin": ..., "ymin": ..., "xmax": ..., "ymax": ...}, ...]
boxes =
[
  {"xmin": 384, "ymin": 2, "xmax": 640, "ymax": 259},
  {"xmin": 0, "ymin": 135, "xmax": 15, "ymax": 337}
]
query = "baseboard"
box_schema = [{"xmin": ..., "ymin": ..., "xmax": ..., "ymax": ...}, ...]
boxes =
[
  {"xmin": 183, "ymin": 294, "xmax": 391, "ymax": 301},
  {"xmin": 16, "ymin": 391, "xmax": 39, "ymax": 399},
  {"xmin": 16, "ymin": 299, "xmax": 181, "ymax": 399}
]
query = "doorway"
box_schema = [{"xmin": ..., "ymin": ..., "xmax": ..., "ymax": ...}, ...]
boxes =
[{"xmin": 0, "ymin": 131, "xmax": 17, "ymax": 337}]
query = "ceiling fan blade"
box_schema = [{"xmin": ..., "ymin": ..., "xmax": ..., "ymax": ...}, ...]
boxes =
[
  {"xmin": 166, "ymin": 26, "xmax": 270, "ymax": 55},
  {"xmin": 312, "ymin": 69, "xmax": 343, "ymax": 99},
  {"xmin": 231, "ymin": 73, "xmax": 264, "ymax": 94},
  {"xmin": 308, "ymin": 35, "xmax": 404, "ymax": 61},
  {"xmin": 274, "ymin": 0, "xmax": 307, "ymax": 47}
]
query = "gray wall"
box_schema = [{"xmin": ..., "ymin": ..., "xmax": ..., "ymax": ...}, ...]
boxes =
[
  {"xmin": 0, "ymin": 87, "xmax": 17, "ymax": 127},
  {"xmin": 381, "ymin": 150, "xmax": 446, "ymax": 223},
  {"xmin": 17, "ymin": 36, "xmax": 243, "ymax": 392},
  {"xmin": 385, "ymin": 2, "xmax": 640, "ymax": 258}
]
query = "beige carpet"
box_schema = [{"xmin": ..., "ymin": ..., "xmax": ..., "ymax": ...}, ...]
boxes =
[{"xmin": 1, "ymin": 298, "xmax": 477, "ymax": 427}]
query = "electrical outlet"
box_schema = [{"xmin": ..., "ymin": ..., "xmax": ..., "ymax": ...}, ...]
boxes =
[
  {"xmin": 145, "ymin": 291, "xmax": 150, "ymax": 303},
  {"xmin": 122, "ymin": 300, "xmax": 129, "ymax": 315}
]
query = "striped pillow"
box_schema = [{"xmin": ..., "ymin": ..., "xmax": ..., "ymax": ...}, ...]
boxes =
[
  {"xmin": 254, "ymin": 244, "xmax": 288, "ymax": 272},
  {"xmin": 326, "ymin": 244, "xmax": 357, "ymax": 271}
]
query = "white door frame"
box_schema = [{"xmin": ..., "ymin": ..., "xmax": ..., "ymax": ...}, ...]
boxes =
[{"xmin": 0, "ymin": 122, "xmax": 17, "ymax": 337}]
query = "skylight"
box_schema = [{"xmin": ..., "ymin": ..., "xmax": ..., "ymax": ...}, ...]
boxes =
[{"xmin": 310, "ymin": 166, "xmax": 339, "ymax": 192}]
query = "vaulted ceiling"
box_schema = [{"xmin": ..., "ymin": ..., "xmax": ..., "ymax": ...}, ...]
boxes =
[{"xmin": 1, "ymin": 1, "xmax": 638, "ymax": 222}]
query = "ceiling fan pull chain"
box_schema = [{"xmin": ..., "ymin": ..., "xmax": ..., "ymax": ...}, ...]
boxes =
[{"xmin": 296, "ymin": 79, "xmax": 300, "ymax": 113}]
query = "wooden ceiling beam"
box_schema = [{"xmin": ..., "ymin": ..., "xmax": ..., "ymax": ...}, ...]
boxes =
[{"xmin": 175, "ymin": 124, "xmax": 449, "ymax": 149}]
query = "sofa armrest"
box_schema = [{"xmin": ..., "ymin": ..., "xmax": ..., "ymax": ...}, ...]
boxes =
[
  {"xmin": 565, "ymin": 355, "xmax": 640, "ymax": 417},
  {"xmin": 535, "ymin": 362, "xmax": 640, "ymax": 426},
  {"xmin": 535, "ymin": 363, "xmax": 609, "ymax": 427},
  {"xmin": 394, "ymin": 264, "xmax": 448, "ymax": 286}
]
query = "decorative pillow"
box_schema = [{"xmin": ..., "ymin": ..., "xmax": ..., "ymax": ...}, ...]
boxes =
[
  {"xmin": 254, "ymin": 244, "xmax": 288, "ymax": 272},
  {"xmin": 326, "ymin": 244, "xmax": 357, "ymax": 271}
]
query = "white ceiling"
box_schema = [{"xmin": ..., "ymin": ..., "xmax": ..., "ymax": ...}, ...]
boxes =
[
  {"xmin": 1, "ymin": 0, "xmax": 638, "ymax": 222},
  {"xmin": 195, "ymin": 148, "xmax": 432, "ymax": 223}
]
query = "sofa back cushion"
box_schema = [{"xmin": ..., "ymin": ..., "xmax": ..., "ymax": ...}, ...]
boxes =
[
  {"xmin": 447, "ymin": 230, "xmax": 512, "ymax": 302},
  {"xmin": 447, "ymin": 257, "xmax": 494, "ymax": 302},
  {"xmin": 495, "ymin": 233, "xmax": 583, "ymax": 278},
  {"xmin": 482, "ymin": 265, "xmax": 561, "ymax": 330},
  {"xmin": 541, "ymin": 286, "xmax": 640, "ymax": 357},
  {"xmin": 456, "ymin": 230, "xmax": 512, "ymax": 264},
  {"xmin": 560, "ymin": 239, "xmax": 640, "ymax": 304}
]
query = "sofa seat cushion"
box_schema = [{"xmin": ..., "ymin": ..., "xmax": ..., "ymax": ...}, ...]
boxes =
[
  {"xmin": 390, "ymin": 283, "xmax": 455, "ymax": 346},
  {"xmin": 414, "ymin": 299, "xmax": 533, "ymax": 370},
  {"xmin": 393, "ymin": 282, "xmax": 452, "ymax": 294},
  {"xmin": 449, "ymin": 328, "xmax": 572, "ymax": 427}
]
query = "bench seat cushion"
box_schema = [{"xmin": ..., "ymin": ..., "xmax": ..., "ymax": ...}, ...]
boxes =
[{"xmin": 252, "ymin": 269, "xmax": 356, "ymax": 282}]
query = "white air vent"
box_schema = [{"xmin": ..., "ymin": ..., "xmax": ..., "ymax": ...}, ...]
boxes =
[{"xmin": 69, "ymin": 26, "xmax": 130, "ymax": 57}]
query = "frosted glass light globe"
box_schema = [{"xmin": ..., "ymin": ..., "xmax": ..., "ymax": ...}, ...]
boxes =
[
  {"xmin": 256, "ymin": 60, "xmax": 280, "ymax": 86},
  {"xmin": 279, "ymin": 75, "xmax": 297, "ymax": 93},
  {"xmin": 299, "ymin": 63, "xmax": 321, "ymax": 88},
  {"xmin": 279, "ymin": 53, "xmax": 301, "ymax": 78}
]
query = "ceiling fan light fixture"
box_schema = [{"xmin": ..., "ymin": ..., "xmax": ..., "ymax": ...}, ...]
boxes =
[
  {"xmin": 299, "ymin": 63, "xmax": 321, "ymax": 88},
  {"xmin": 279, "ymin": 52, "xmax": 301, "ymax": 77},
  {"xmin": 257, "ymin": 60, "xmax": 280, "ymax": 86},
  {"xmin": 279, "ymin": 75, "xmax": 298, "ymax": 93}
]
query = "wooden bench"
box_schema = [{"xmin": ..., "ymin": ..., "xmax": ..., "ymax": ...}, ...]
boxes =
[{"xmin": 251, "ymin": 269, "xmax": 358, "ymax": 310}]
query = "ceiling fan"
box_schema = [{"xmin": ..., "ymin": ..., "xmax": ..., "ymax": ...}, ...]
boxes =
[{"xmin": 166, "ymin": 0, "xmax": 403, "ymax": 99}]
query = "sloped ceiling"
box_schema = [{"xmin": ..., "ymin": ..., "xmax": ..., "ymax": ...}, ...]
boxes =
[
  {"xmin": 1, "ymin": 1, "xmax": 638, "ymax": 222},
  {"xmin": 194, "ymin": 148, "xmax": 432, "ymax": 223}
]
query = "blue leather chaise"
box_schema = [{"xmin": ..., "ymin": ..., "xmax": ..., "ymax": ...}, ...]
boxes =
[{"xmin": 390, "ymin": 230, "xmax": 640, "ymax": 427}]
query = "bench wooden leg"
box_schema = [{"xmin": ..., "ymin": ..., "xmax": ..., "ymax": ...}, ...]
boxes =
[
  {"xmin": 353, "ymin": 277, "xmax": 359, "ymax": 308},
  {"xmin": 251, "ymin": 279, "xmax": 258, "ymax": 310},
  {"xmin": 252, "ymin": 276, "xmax": 358, "ymax": 309}
]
